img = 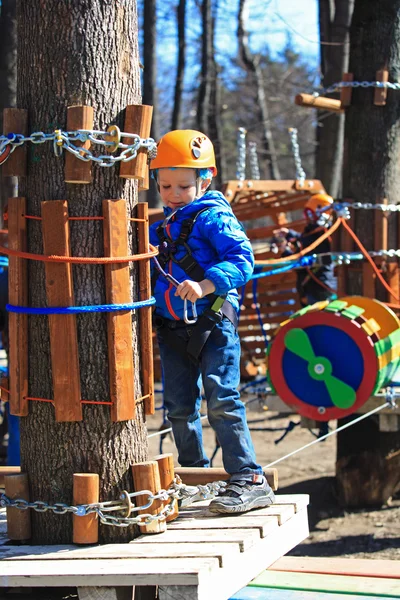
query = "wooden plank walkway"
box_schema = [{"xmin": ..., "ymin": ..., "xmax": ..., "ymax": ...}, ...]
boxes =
[
  {"xmin": 0, "ymin": 494, "xmax": 309, "ymax": 600},
  {"xmin": 231, "ymin": 556, "xmax": 400, "ymax": 600}
]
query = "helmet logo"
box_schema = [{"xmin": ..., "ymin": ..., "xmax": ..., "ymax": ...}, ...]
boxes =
[{"xmin": 191, "ymin": 136, "xmax": 206, "ymax": 160}]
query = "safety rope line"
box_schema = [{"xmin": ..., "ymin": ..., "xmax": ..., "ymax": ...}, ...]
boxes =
[
  {"xmin": 254, "ymin": 219, "xmax": 342, "ymax": 266},
  {"xmin": 265, "ymin": 400, "xmax": 394, "ymax": 468},
  {"xmin": 0, "ymin": 242, "xmax": 158, "ymax": 264},
  {"xmin": 6, "ymin": 297, "xmax": 155, "ymax": 314}
]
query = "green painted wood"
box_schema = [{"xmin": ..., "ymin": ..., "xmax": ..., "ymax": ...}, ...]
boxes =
[
  {"xmin": 341, "ymin": 305, "xmax": 365, "ymax": 319},
  {"xmin": 231, "ymin": 588, "xmax": 400, "ymax": 600},
  {"xmin": 249, "ymin": 571, "xmax": 400, "ymax": 598},
  {"xmin": 324, "ymin": 300, "xmax": 348, "ymax": 313}
]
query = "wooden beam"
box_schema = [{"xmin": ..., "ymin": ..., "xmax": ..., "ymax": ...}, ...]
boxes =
[
  {"xmin": 8, "ymin": 197, "xmax": 28, "ymax": 416},
  {"xmin": 295, "ymin": 94, "xmax": 344, "ymax": 113},
  {"xmin": 374, "ymin": 69, "xmax": 389, "ymax": 106},
  {"xmin": 119, "ymin": 104, "xmax": 153, "ymax": 186},
  {"xmin": 3, "ymin": 108, "xmax": 28, "ymax": 177},
  {"xmin": 42, "ymin": 200, "xmax": 82, "ymax": 422},
  {"xmin": 137, "ymin": 203, "xmax": 154, "ymax": 415},
  {"xmin": 103, "ymin": 199, "xmax": 135, "ymax": 422},
  {"xmin": 340, "ymin": 73, "xmax": 354, "ymax": 107}
]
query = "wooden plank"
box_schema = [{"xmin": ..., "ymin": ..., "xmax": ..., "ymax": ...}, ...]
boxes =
[
  {"xmin": 0, "ymin": 557, "xmax": 219, "ymax": 588},
  {"xmin": 119, "ymin": 105, "xmax": 153, "ymax": 185},
  {"xmin": 180, "ymin": 504, "xmax": 295, "ymax": 527},
  {"xmin": 0, "ymin": 466, "xmax": 21, "ymax": 488},
  {"xmin": 8, "ymin": 197, "xmax": 28, "ymax": 416},
  {"xmin": 166, "ymin": 514, "xmax": 279, "ymax": 538},
  {"xmin": 103, "ymin": 199, "xmax": 135, "ymax": 422},
  {"xmin": 199, "ymin": 508, "xmax": 310, "ymax": 600},
  {"xmin": 64, "ymin": 105, "xmax": 93, "ymax": 183},
  {"xmin": 3, "ymin": 108, "xmax": 28, "ymax": 177},
  {"xmin": 2, "ymin": 542, "xmax": 240, "ymax": 568},
  {"xmin": 42, "ymin": 200, "xmax": 82, "ymax": 422},
  {"xmin": 231, "ymin": 588, "xmax": 400, "ymax": 600},
  {"xmin": 362, "ymin": 261, "xmax": 375, "ymax": 299},
  {"xmin": 131, "ymin": 529, "xmax": 260, "ymax": 552},
  {"xmin": 137, "ymin": 203, "xmax": 154, "ymax": 415},
  {"xmin": 270, "ymin": 556, "xmax": 400, "ymax": 579},
  {"xmin": 249, "ymin": 570, "xmax": 400, "ymax": 598}
]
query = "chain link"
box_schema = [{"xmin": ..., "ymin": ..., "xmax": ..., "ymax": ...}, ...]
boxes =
[
  {"xmin": 288, "ymin": 128, "xmax": 306, "ymax": 185},
  {"xmin": 314, "ymin": 79, "xmax": 400, "ymax": 98},
  {"xmin": 335, "ymin": 201, "xmax": 400, "ymax": 212},
  {"xmin": 0, "ymin": 478, "xmax": 226, "ymax": 527},
  {"xmin": 236, "ymin": 127, "xmax": 247, "ymax": 181},
  {"xmin": 0, "ymin": 129, "xmax": 157, "ymax": 168}
]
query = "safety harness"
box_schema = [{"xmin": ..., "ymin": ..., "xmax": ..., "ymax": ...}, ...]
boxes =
[{"xmin": 152, "ymin": 207, "xmax": 238, "ymax": 362}]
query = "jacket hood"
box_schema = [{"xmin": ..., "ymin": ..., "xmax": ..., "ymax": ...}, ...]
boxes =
[{"xmin": 162, "ymin": 190, "xmax": 232, "ymax": 219}]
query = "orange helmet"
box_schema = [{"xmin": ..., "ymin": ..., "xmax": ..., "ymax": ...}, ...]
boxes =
[
  {"xmin": 150, "ymin": 129, "xmax": 217, "ymax": 175},
  {"xmin": 304, "ymin": 193, "xmax": 334, "ymax": 221}
]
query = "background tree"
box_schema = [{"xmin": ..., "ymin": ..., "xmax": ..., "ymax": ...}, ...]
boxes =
[
  {"xmin": 18, "ymin": 0, "xmax": 148, "ymax": 544},
  {"xmin": 317, "ymin": 0, "xmax": 354, "ymax": 196},
  {"xmin": 337, "ymin": 0, "xmax": 400, "ymax": 507},
  {"xmin": 171, "ymin": 0, "xmax": 187, "ymax": 131}
]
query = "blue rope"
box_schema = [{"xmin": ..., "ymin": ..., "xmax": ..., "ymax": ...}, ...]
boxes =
[
  {"xmin": 252, "ymin": 277, "xmax": 270, "ymax": 349},
  {"xmin": 250, "ymin": 256, "xmax": 314, "ymax": 280},
  {"xmin": 6, "ymin": 297, "xmax": 156, "ymax": 315}
]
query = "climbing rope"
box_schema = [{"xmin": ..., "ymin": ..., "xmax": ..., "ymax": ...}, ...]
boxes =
[
  {"xmin": 236, "ymin": 127, "xmax": 247, "ymax": 180},
  {"xmin": 288, "ymin": 128, "xmax": 306, "ymax": 186},
  {"xmin": 315, "ymin": 79, "xmax": 400, "ymax": 98}
]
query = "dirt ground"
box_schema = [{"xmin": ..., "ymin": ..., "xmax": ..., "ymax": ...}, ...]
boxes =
[{"xmin": 147, "ymin": 392, "xmax": 400, "ymax": 561}]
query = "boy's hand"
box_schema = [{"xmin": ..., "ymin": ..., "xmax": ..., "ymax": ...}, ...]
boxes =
[
  {"xmin": 175, "ymin": 279, "xmax": 216, "ymax": 302},
  {"xmin": 273, "ymin": 227, "xmax": 289, "ymax": 236}
]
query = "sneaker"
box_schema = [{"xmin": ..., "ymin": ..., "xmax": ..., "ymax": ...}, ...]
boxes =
[{"xmin": 208, "ymin": 475, "xmax": 275, "ymax": 515}]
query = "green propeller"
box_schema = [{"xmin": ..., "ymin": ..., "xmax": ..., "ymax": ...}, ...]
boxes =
[{"xmin": 284, "ymin": 328, "xmax": 356, "ymax": 409}]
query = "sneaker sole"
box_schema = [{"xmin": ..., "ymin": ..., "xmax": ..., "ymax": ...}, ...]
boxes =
[{"xmin": 208, "ymin": 490, "xmax": 275, "ymax": 515}]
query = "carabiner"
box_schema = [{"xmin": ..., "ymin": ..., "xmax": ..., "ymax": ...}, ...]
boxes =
[{"xmin": 184, "ymin": 299, "xmax": 197, "ymax": 324}]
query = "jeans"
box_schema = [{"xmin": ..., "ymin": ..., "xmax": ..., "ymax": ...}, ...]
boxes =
[{"xmin": 157, "ymin": 316, "xmax": 262, "ymax": 480}]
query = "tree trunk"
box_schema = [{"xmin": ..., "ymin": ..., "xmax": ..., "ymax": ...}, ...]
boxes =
[
  {"xmin": 317, "ymin": 0, "xmax": 354, "ymax": 197},
  {"xmin": 337, "ymin": 0, "xmax": 400, "ymax": 507},
  {"xmin": 142, "ymin": 0, "xmax": 160, "ymax": 209},
  {"xmin": 0, "ymin": 0, "xmax": 18, "ymax": 218},
  {"xmin": 196, "ymin": 0, "xmax": 213, "ymax": 134},
  {"xmin": 237, "ymin": 0, "xmax": 280, "ymax": 180},
  {"xmin": 208, "ymin": 1, "xmax": 225, "ymax": 187},
  {"xmin": 17, "ymin": 0, "xmax": 149, "ymax": 544},
  {"xmin": 171, "ymin": 0, "xmax": 186, "ymax": 131}
]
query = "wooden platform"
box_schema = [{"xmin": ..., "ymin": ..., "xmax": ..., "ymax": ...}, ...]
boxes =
[{"xmin": 0, "ymin": 494, "xmax": 309, "ymax": 600}]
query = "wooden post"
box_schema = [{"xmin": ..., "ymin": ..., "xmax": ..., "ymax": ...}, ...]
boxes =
[
  {"xmin": 119, "ymin": 105, "xmax": 153, "ymax": 186},
  {"xmin": 42, "ymin": 200, "xmax": 82, "ymax": 422},
  {"xmin": 103, "ymin": 199, "xmax": 135, "ymax": 422},
  {"xmin": 131, "ymin": 461, "xmax": 167, "ymax": 534},
  {"xmin": 387, "ymin": 263, "xmax": 399, "ymax": 304},
  {"xmin": 0, "ymin": 376, "xmax": 8, "ymax": 403},
  {"xmin": 153, "ymin": 453, "xmax": 179, "ymax": 522},
  {"xmin": 340, "ymin": 73, "xmax": 354, "ymax": 107},
  {"xmin": 8, "ymin": 197, "xmax": 28, "ymax": 416},
  {"xmin": 374, "ymin": 70, "xmax": 389, "ymax": 106},
  {"xmin": 2, "ymin": 108, "xmax": 28, "ymax": 177},
  {"xmin": 5, "ymin": 473, "xmax": 31, "ymax": 541},
  {"xmin": 137, "ymin": 203, "xmax": 154, "ymax": 415},
  {"xmin": 64, "ymin": 105, "xmax": 94, "ymax": 183},
  {"xmin": 72, "ymin": 473, "xmax": 99, "ymax": 544},
  {"xmin": 294, "ymin": 94, "xmax": 344, "ymax": 113}
]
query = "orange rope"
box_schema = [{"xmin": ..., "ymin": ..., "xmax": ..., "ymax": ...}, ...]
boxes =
[
  {"xmin": 23, "ymin": 215, "xmax": 147, "ymax": 222},
  {"xmin": 0, "ymin": 389, "xmax": 150, "ymax": 406},
  {"xmin": 305, "ymin": 267, "xmax": 337, "ymax": 295},
  {"xmin": 340, "ymin": 217, "xmax": 400, "ymax": 302},
  {"xmin": 0, "ymin": 243, "xmax": 158, "ymax": 264},
  {"xmin": 254, "ymin": 218, "xmax": 342, "ymax": 265}
]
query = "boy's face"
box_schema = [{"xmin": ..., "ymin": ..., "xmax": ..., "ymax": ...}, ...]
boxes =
[{"xmin": 158, "ymin": 168, "xmax": 198, "ymax": 209}]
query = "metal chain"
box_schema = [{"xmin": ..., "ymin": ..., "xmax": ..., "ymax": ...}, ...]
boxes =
[
  {"xmin": 248, "ymin": 142, "xmax": 261, "ymax": 180},
  {"xmin": 0, "ymin": 129, "xmax": 157, "ymax": 168},
  {"xmin": 0, "ymin": 478, "xmax": 226, "ymax": 527},
  {"xmin": 315, "ymin": 79, "xmax": 400, "ymax": 98},
  {"xmin": 335, "ymin": 201, "xmax": 400, "ymax": 212},
  {"xmin": 236, "ymin": 127, "xmax": 247, "ymax": 181},
  {"xmin": 288, "ymin": 128, "xmax": 306, "ymax": 185}
]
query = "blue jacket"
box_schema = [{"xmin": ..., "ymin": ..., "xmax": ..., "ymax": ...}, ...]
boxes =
[{"xmin": 149, "ymin": 190, "xmax": 254, "ymax": 321}]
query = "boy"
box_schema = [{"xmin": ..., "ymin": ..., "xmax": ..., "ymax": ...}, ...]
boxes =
[
  {"xmin": 149, "ymin": 129, "xmax": 275, "ymax": 514},
  {"xmin": 273, "ymin": 193, "xmax": 337, "ymax": 307}
]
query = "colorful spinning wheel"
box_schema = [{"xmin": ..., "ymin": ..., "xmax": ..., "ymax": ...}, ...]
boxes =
[{"xmin": 267, "ymin": 296, "xmax": 400, "ymax": 421}]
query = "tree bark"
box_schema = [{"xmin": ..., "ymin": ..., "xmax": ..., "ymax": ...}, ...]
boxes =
[
  {"xmin": 196, "ymin": 0, "xmax": 213, "ymax": 134},
  {"xmin": 317, "ymin": 0, "xmax": 354, "ymax": 197},
  {"xmin": 237, "ymin": 0, "xmax": 280, "ymax": 180},
  {"xmin": 337, "ymin": 0, "xmax": 400, "ymax": 507},
  {"xmin": 0, "ymin": 0, "xmax": 18, "ymax": 217},
  {"xmin": 171, "ymin": 0, "xmax": 186, "ymax": 131},
  {"xmin": 17, "ymin": 0, "xmax": 149, "ymax": 544}
]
